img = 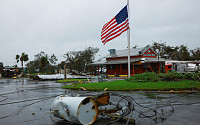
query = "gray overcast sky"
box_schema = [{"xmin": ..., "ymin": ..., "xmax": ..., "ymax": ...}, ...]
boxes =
[{"xmin": 0, "ymin": 0, "xmax": 200, "ymax": 66}]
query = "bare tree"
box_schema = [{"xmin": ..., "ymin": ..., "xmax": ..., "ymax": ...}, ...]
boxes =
[{"xmin": 64, "ymin": 47, "xmax": 99, "ymax": 72}]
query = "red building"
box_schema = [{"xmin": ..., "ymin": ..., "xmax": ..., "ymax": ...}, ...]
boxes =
[{"xmin": 92, "ymin": 45, "xmax": 166, "ymax": 76}]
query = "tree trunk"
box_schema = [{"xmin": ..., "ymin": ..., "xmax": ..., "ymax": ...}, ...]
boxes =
[
  {"xmin": 21, "ymin": 61, "xmax": 24, "ymax": 76},
  {"xmin": 42, "ymin": 64, "xmax": 44, "ymax": 73},
  {"xmin": 43, "ymin": 67, "xmax": 44, "ymax": 74},
  {"xmin": 64, "ymin": 63, "xmax": 66, "ymax": 79}
]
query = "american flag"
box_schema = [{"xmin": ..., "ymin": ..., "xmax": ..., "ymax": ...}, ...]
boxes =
[{"xmin": 101, "ymin": 5, "xmax": 129, "ymax": 45}]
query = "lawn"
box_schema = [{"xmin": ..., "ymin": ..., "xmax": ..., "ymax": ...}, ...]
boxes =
[
  {"xmin": 61, "ymin": 80, "xmax": 200, "ymax": 91},
  {"xmin": 56, "ymin": 79, "xmax": 88, "ymax": 83}
]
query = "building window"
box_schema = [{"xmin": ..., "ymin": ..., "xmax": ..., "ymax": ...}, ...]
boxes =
[
  {"xmin": 168, "ymin": 65, "xmax": 172, "ymax": 69},
  {"xmin": 122, "ymin": 64, "xmax": 127, "ymax": 69},
  {"xmin": 143, "ymin": 63, "xmax": 152, "ymax": 68},
  {"xmin": 109, "ymin": 65, "xmax": 116, "ymax": 70},
  {"xmin": 147, "ymin": 54, "xmax": 151, "ymax": 56},
  {"xmin": 134, "ymin": 65, "xmax": 139, "ymax": 70}
]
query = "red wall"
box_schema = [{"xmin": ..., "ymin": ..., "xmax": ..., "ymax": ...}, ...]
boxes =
[
  {"xmin": 165, "ymin": 65, "xmax": 172, "ymax": 73},
  {"xmin": 142, "ymin": 48, "xmax": 157, "ymax": 58},
  {"xmin": 106, "ymin": 63, "xmax": 160, "ymax": 75},
  {"xmin": 106, "ymin": 48, "xmax": 159, "ymax": 75}
]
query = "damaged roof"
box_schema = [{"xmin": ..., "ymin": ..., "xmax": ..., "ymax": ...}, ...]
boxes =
[
  {"xmin": 105, "ymin": 45, "xmax": 157, "ymax": 58},
  {"xmin": 91, "ymin": 45, "xmax": 165, "ymax": 65}
]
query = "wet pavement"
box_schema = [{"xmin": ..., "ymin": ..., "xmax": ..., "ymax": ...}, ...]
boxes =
[{"xmin": 0, "ymin": 78, "xmax": 200, "ymax": 125}]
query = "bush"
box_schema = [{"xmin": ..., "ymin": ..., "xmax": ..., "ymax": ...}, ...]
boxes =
[
  {"xmin": 184, "ymin": 73, "xmax": 194, "ymax": 80},
  {"xmin": 160, "ymin": 71, "xmax": 185, "ymax": 82},
  {"xmin": 127, "ymin": 72, "xmax": 160, "ymax": 82},
  {"xmin": 184, "ymin": 73, "xmax": 200, "ymax": 81},
  {"xmin": 127, "ymin": 72, "xmax": 200, "ymax": 82}
]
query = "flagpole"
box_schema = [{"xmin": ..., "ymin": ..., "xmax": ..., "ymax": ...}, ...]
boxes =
[{"xmin": 127, "ymin": 0, "xmax": 131, "ymax": 78}]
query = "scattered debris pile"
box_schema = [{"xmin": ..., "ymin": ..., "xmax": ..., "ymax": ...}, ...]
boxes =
[
  {"xmin": 50, "ymin": 92, "xmax": 174, "ymax": 125},
  {"xmin": 50, "ymin": 92, "xmax": 135, "ymax": 124},
  {"xmin": 33, "ymin": 74, "xmax": 97, "ymax": 80},
  {"xmin": 51, "ymin": 96, "xmax": 98, "ymax": 124}
]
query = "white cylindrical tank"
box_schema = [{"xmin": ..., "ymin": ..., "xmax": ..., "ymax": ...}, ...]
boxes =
[{"xmin": 51, "ymin": 95, "xmax": 98, "ymax": 125}]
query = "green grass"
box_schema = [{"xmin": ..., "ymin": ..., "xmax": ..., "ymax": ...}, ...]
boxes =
[
  {"xmin": 56, "ymin": 79, "xmax": 88, "ymax": 83},
  {"xmin": 61, "ymin": 80, "xmax": 200, "ymax": 91}
]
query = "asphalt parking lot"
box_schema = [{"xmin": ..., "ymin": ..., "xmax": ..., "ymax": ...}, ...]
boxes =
[{"xmin": 0, "ymin": 78, "xmax": 200, "ymax": 125}]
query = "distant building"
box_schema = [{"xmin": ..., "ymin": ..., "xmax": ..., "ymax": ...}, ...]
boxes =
[
  {"xmin": 92, "ymin": 45, "xmax": 167, "ymax": 76},
  {"xmin": 1, "ymin": 66, "xmax": 23, "ymax": 77},
  {"xmin": 3, "ymin": 66, "xmax": 24, "ymax": 74},
  {"xmin": 165, "ymin": 61, "xmax": 200, "ymax": 73}
]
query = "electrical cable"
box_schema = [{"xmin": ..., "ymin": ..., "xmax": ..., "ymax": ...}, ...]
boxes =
[
  {"xmin": 0, "ymin": 97, "xmax": 53, "ymax": 120},
  {"xmin": 0, "ymin": 95, "xmax": 8, "ymax": 102},
  {"xmin": 46, "ymin": 91, "xmax": 200, "ymax": 125},
  {"xmin": 0, "ymin": 95, "xmax": 59, "ymax": 106},
  {"xmin": 110, "ymin": 93, "xmax": 175, "ymax": 125},
  {"xmin": 0, "ymin": 85, "xmax": 63, "ymax": 120},
  {"xmin": 3, "ymin": 79, "xmax": 199, "ymax": 125}
]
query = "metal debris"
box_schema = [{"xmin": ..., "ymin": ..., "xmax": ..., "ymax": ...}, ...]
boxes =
[
  {"xmin": 51, "ymin": 96, "xmax": 98, "ymax": 124},
  {"xmin": 50, "ymin": 92, "xmax": 135, "ymax": 125}
]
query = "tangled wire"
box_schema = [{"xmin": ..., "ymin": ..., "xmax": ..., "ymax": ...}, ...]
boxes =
[{"xmin": 60, "ymin": 91, "xmax": 174, "ymax": 125}]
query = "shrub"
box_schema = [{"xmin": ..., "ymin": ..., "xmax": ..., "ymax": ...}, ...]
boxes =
[
  {"xmin": 127, "ymin": 72, "xmax": 160, "ymax": 82},
  {"xmin": 184, "ymin": 73, "xmax": 200, "ymax": 81},
  {"xmin": 184, "ymin": 73, "xmax": 194, "ymax": 80},
  {"xmin": 161, "ymin": 71, "xmax": 184, "ymax": 82},
  {"xmin": 127, "ymin": 71, "xmax": 199, "ymax": 82}
]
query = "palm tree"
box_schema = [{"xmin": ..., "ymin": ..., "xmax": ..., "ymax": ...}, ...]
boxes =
[{"xmin": 16, "ymin": 53, "xmax": 29, "ymax": 75}]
